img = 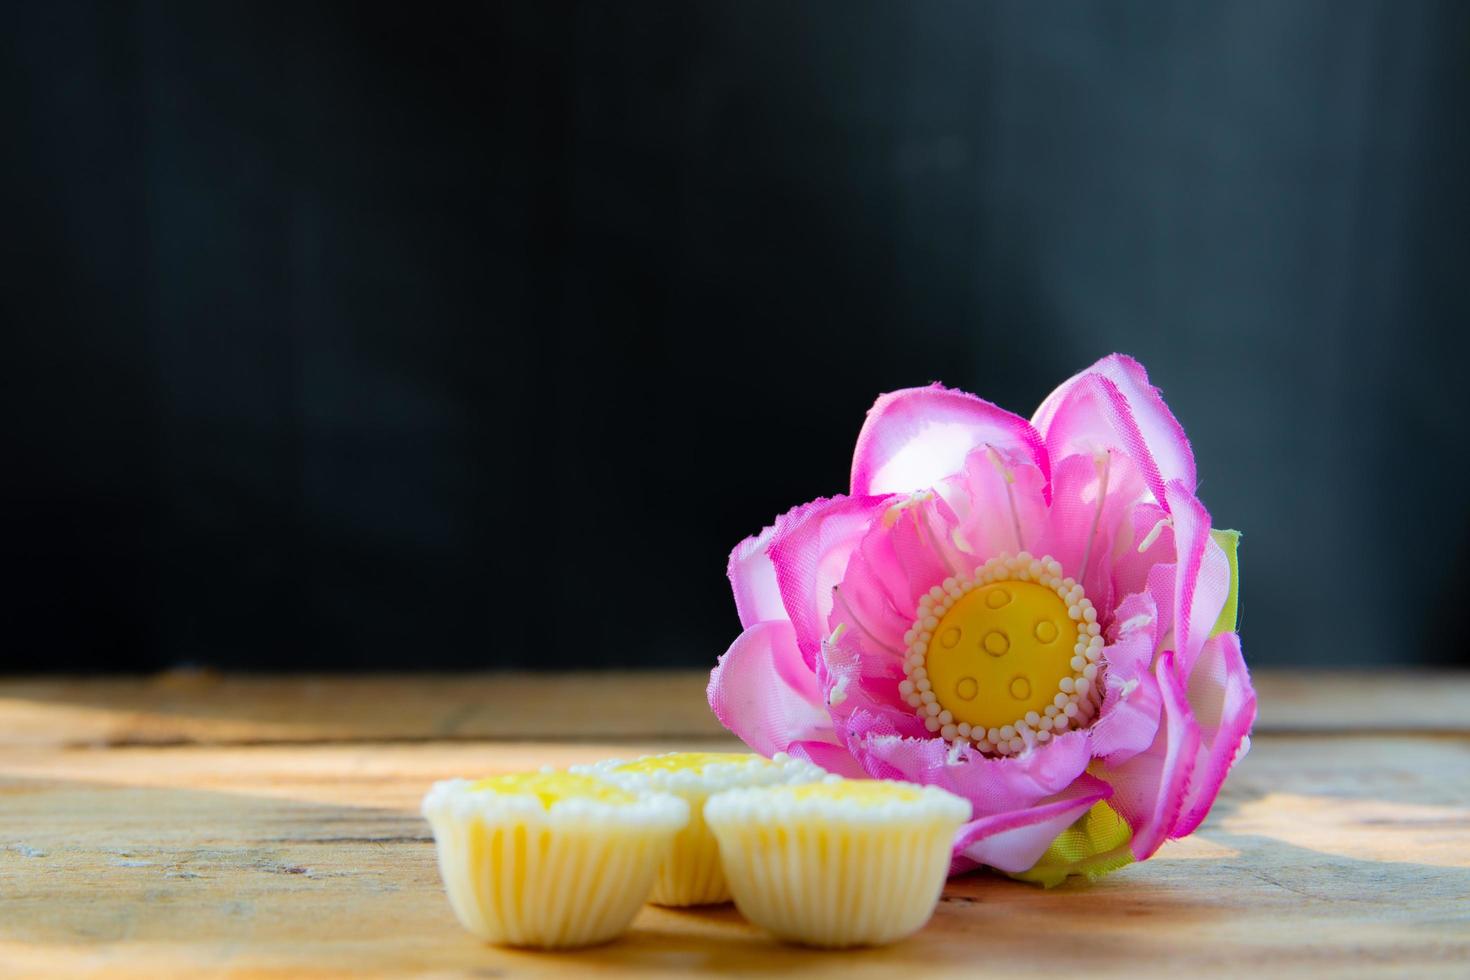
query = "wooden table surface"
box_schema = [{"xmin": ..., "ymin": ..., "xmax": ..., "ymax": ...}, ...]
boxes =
[{"xmin": 2, "ymin": 670, "xmax": 1467, "ymax": 978}]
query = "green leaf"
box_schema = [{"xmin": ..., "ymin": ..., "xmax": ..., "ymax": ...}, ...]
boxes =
[
  {"xmin": 1210, "ymin": 529, "xmax": 1241, "ymax": 638},
  {"xmin": 1007, "ymin": 802, "xmax": 1135, "ymax": 888}
]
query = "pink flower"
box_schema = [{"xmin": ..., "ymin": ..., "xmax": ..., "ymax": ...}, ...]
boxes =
[{"xmin": 709, "ymin": 355, "xmax": 1255, "ymax": 884}]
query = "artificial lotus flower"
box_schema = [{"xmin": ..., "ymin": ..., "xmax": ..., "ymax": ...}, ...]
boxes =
[{"xmin": 709, "ymin": 354, "xmax": 1254, "ymax": 885}]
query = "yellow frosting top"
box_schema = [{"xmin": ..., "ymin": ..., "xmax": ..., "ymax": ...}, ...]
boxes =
[
  {"xmin": 611, "ymin": 752, "xmax": 764, "ymax": 776},
  {"xmin": 466, "ymin": 772, "xmax": 635, "ymax": 808},
  {"xmin": 782, "ymin": 780, "xmax": 925, "ymax": 805}
]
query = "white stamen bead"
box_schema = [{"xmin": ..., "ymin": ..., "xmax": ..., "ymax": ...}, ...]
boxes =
[
  {"xmin": 898, "ymin": 680, "xmax": 915, "ymax": 696},
  {"xmin": 941, "ymin": 724, "xmax": 958, "ymax": 740},
  {"xmin": 1083, "ymin": 664, "xmax": 1098, "ymax": 680},
  {"xmin": 1009, "ymin": 737, "xmax": 1025, "ymax": 753},
  {"xmin": 976, "ymin": 739, "xmax": 993, "ymax": 753},
  {"xmin": 1075, "ymin": 677, "xmax": 1091, "ymax": 696},
  {"xmin": 1025, "ymin": 711, "xmax": 1041, "ymax": 727},
  {"xmin": 1064, "ymin": 702, "xmax": 1079, "ymax": 718},
  {"xmin": 925, "ymin": 716, "xmax": 941, "ymax": 732},
  {"xmin": 926, "ymin": 703, "xmax": 940, "ymax": 717},
  {"xmin": 916, "ymin": 679, "xmax": 931, "ymax": 693},
  {"xmin": 957, "ymin": 723, "xmax": 971, "ymax": 737},
  {"xmin": 1000, "ymin": 725, "xmax": 1016, "ymax": 741},
  {"xmin": 1054, "ymin": 693, "xmax": 1069, "ymax": 709},
  {"xmin": 938, "ymin": 710, "xmax": 953, "ymax": 725},
  {"xmin": 1059, "ymin": 677, "xmax": 1075, "ymax": 694},
  {"xmin": 1071, "ymin": 656, "xmax": 1086, "ymax": 672}
]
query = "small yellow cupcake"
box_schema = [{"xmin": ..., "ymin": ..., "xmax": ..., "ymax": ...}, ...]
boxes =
[
  {"xmin": 704, "ymin": 779, "xmax": 970, "ymax": 948},
  {"xmin": 422, "ymin": 771, "xmax": 688, "ymax": 949},
  {"xmin": 574, "ymin": 751, "xmax": 825, "ymax": 906}
]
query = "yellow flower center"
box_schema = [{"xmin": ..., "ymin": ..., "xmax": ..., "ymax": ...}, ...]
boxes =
[
  {"xmin": 466, "ymin": 772, "xmax": 635, "ymax": 807},
  {"xmin": 925, "ymin": 580, "xmax": 1078, "ymax": 730},
  {"xmin": 899, "ymin": 553, "xmax": 1105, "ymax": 756}
]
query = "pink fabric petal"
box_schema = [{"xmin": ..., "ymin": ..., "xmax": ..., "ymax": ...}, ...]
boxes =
[
  {"xmin": 1088, "ymin": 592, "xmax": 1163, "ymax": 765},
  {"xmin": 785, "ymin": 739, "xmax": 868, "ymax": 778},
  {"xmin": 1162, "ymin": 481, "xmax": 1232, "ymax": 679},
  {"xmin": 1144, "ymin": 561, "xmax": 1178, "ymax": 659},
  {"xmin": 937, "ymin": 445, "xmax": 1050, "ymax": 565},
  {"xmin": 1111, "ymin": 501, "xmax": 1175, "ymax": 601},
  {"xmin": 851, "ymin": 384, "xmax": 1050, "ymax": 497},
  {"xmin": 851, "ymin": 729, "xmax": 1094, "ymax": 818},
  {"xmin": 1172, "ymin": 631, "xmax": 1256, "ymax": 837},
  {"xmin": 708, "ymin": 621, "xmax": 836, "ymax": 757},
  {"xmin": 951, "ymin": 774, "xmax": 1113, "ymax": 874},
  {"xmin": 1037, "ymin": 451, "xmax": 1148, "ymax": 613},
  {"xmin": 831, "ymin": 544, "xmax": 915, "ymax": 658},
  {"xmin": 816, "ymin": 619, "xmax": 930, "ymax": 749},
  {"xmin": 1098, "ymin": 650, "xmax": 1200, "ymax": 860},
  {"xmin": 727, "ymin": 498, "xmax": 829, "ymax": 629},
  {"xmin": 845, "ymin": 492, "xmax": 966, "ymax": 628},
  {"xmin": 768, "ymin": 493, "xmax": 894, "ymax": 667},
  {"xmin": 1032, "ymin": 355, "xmax": 1195, "ymax": 510}
]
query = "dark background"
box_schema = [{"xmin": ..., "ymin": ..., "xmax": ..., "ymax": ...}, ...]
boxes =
[{"xmin": 4, "ymin": 2, "xmax": 1467, "ymax": 672}]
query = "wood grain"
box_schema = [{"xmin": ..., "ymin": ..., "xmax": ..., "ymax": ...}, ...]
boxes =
[
  {"xmin": 0, "ymin": 670, "xmax": 1465, "ymax": 748},
  {"xmin": 1, "ymin": 673, "xmax": 1467, "ymax": 978}
]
